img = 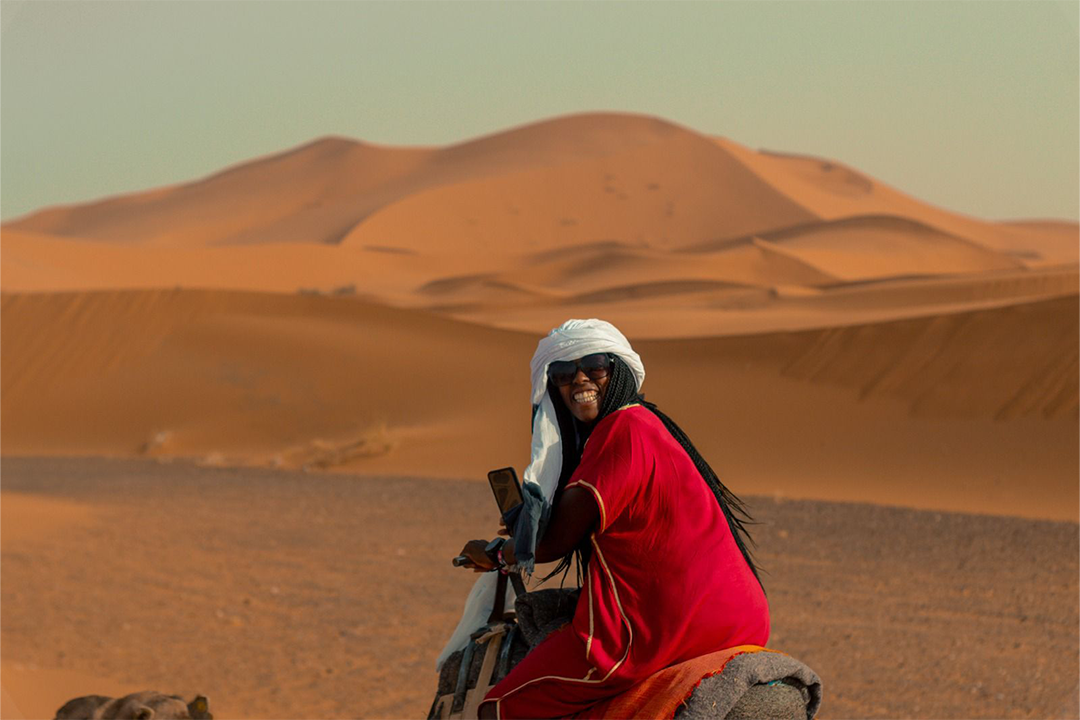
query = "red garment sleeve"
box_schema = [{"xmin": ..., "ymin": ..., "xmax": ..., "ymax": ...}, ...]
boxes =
[{"xmin": 565, "ymin": 409, "xmax": 644, "ymax": 533}]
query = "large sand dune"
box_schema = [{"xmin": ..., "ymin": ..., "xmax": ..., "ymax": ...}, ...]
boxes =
[
  {"xmin": 4, "ymin": 114, "xmax": 1075, "ymax": 340},
  {"xmin": 10, "ymin": 113, "xmax": 1073, "ymax": 264}
]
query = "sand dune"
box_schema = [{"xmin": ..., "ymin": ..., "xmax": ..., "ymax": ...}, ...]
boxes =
[
  {"xmin": 714, "ymin": 139, "xmax": 1079, "ymax": 267},
  {"xmin": 7, "ymin": 242, "xmax": 1072, "ymax": 344},
  {"xmin": 4, "ymin": 114, "xmax": 1074, "ymax": 336},
  {"xmin": 5, "ymin": 216, "xmax": 1073, "ymax": 339},
  {"xmin": 518, "ymin": 242, "xmax": 838, "ymax": 292},
  {"xmin": 685, "ymin": 215, "xmax": 1024, "ymax": 281},
  {"xmin": 438, "ymin": 263, "xmax": 1077, "ymax": 340},
  {"xmin": 8, "ymin": 138, "xmax": 435, "ymax": 247},
  {"xmin": 337, "ymin": 124, "xmax": 818, "ymax": 254},
  {"xmin": 11, "ymin": 112, "xmax": 1073, "ymax": 264},
  {"xmin": 2, "ymin": 288, "xmax": 1075, "ymax": 520},
  {"xmin": 770, "ymin": 295, "xmax": 1078, "ymax": 420},
  {"xmin": 0, "ymin": 289, "xmax": 535, "ymax": 473},
  {"xmin": 15, "ymin": 114, "xmax": 786, "ymax": 249}
]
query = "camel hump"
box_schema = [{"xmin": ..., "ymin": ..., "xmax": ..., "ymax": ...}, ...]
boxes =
[{"xmin": 54, "ymin": 691, "xmax": 212, "ymax": 720}]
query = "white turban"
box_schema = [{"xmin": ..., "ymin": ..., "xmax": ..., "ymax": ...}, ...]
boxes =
[
  {"xmin": 524, "ymin": 318, "xmax": 645, "ymax": 501},
  {"xmin": 436, "ymin": 319, "xmax": 645, "ymax": 671}
]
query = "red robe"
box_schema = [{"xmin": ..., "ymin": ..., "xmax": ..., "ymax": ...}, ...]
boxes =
[{"xmin": 482, "ymin": 405, "xmax": 769, "ymax": 719}]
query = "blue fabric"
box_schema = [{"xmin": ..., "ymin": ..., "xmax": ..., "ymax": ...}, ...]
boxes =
[{"xmin": 508, "ymin": 482, "xmax": 550, "ymax": 575}]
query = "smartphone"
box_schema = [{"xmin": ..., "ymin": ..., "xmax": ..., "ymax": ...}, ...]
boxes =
[{"xmin": 488, "ymin": 467, "xmax": 523, "ymax": 517}]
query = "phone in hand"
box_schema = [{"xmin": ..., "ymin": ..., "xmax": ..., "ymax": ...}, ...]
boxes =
[
  {"xmin": 488, "ymin": 467, "xmax": 523, "ymax": 518},
  {"xmin": 451, "ymin": 468, "xmax": 523, "ymax": 567}
]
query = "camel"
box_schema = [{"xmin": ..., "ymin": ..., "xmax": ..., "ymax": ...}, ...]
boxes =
[
  {"xmin": 53, "ymin": 692, "xmax": 211, "ymax": 720},
  {"xmin": 429, "ymin": 587, "xmax": 822, "ymax": 720}
]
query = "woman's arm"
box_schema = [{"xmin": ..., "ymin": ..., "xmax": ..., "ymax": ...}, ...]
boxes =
[
  {"xmin": 458, "ymin": 486, "xmax": 600, "ymax": 570},
  {"xmin": 506, "ymin": 486, "xmax": 599, "ymax": 565},
  {"xmin": 516, "ymin": 487, "xmax": 596, "ymax": 565}
]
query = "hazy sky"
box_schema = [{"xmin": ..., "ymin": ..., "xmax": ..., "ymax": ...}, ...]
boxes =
[{"xmin": 2, "ymin": 0, "xmax": 1077, "ymax": 222}]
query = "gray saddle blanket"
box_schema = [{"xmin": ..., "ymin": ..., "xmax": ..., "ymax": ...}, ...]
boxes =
[{"xmin": 677, "ymin": 650, "xmax": 822, "ymax": 720}]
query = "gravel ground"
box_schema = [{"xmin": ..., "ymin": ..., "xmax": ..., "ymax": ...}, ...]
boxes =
[{"xmin": 1, "ymin": 456, "xmax": 1076, "ymax": 719}]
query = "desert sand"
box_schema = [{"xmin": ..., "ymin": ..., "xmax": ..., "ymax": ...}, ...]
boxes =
[
  {"xmin": 1, "ymin": 112, "xmax": 1077, "ymax": 717},
  {"xmin": 1, "ymin": 458, "xmax": 1077, "ymax": 719}
]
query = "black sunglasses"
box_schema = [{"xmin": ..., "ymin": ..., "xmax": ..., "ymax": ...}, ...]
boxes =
[{"xmin": 547, "ymin": 353, "xmax": 613, "ymax": 388}]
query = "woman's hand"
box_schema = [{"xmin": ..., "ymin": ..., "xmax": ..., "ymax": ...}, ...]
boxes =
[
  {"xmin": 458, "ymin": 539, "xmax": 496, "ymax": 573},
  {"xmin": 502, "ymin": 537, "xmax": 517, "ymax": 566}
]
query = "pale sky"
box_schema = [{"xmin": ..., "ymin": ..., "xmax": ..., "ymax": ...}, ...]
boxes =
[{"xmin": 2, "ymin": 0, "xmax": 1077, "ymax": 223}]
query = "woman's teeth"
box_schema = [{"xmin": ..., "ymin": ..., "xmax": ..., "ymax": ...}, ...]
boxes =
[{"xmin": 573, "ymin": 390, "xmax": 599, "ymax": 404}]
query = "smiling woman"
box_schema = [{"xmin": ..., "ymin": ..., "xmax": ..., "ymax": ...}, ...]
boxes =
[{"xmin": 451, "ymin": 319, "xmax": 768, "ymax": 719}]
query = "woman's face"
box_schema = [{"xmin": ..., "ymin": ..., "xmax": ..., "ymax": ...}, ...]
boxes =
[{"xmin": 556, "ymin": 361, "xmax": 610, "ymax": 424}]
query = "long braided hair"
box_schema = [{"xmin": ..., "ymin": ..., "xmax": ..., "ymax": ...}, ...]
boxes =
[{"xmin": 540, "ymin": 355, "xmax": 764, "ymax": 590}]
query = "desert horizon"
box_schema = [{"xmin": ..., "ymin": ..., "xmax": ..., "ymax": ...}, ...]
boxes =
[{"xmin": 2, "ymin": 109, "xmax": 1077, "ymax": 718}]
